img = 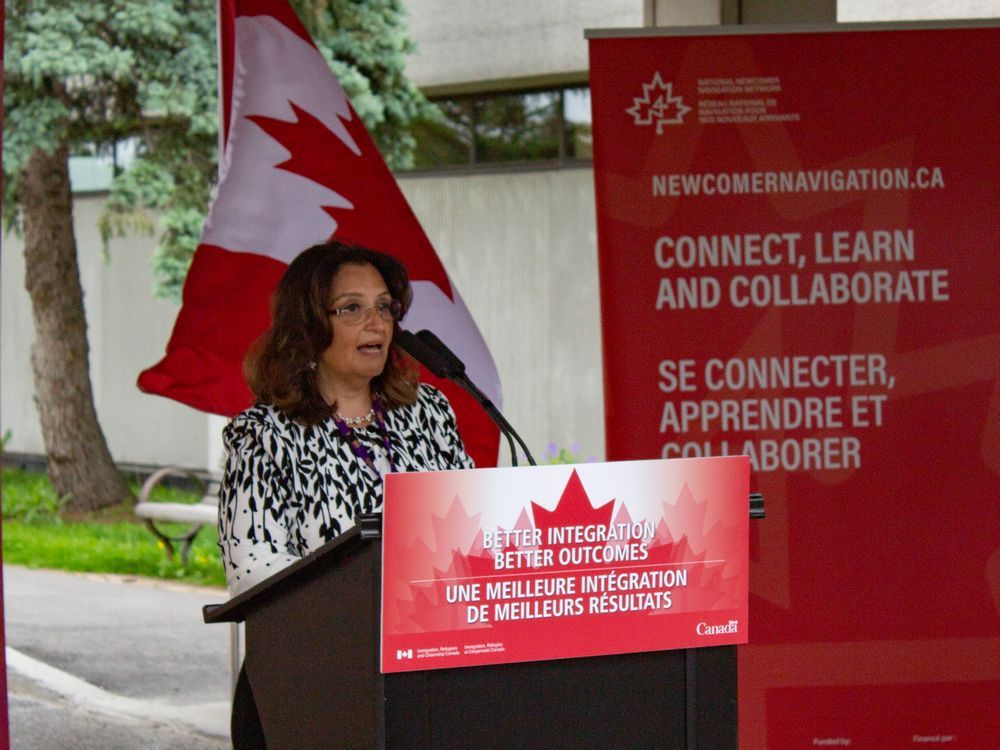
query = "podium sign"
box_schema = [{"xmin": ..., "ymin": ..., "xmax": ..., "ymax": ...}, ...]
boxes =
[{"xmin": 381, "ymin": 456, "xmax": 748, "ymax": 673}]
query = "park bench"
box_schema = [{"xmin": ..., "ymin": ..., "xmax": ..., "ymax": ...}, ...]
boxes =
[
  {"xmin": 137, "ymin": 466, "xmax": 244, "ymax": 690},
  {"xmin": 135, "ymin": 466, "xmax": 220, "ymax": 565}
]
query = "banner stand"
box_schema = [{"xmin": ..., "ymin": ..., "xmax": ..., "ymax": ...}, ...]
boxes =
[{"xmin": 587, "ymin": 20, "xmax": 999, "ymax": 747}]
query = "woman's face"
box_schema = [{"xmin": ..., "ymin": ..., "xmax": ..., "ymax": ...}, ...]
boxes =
[{"xmin": 317, "ymin": 262, "xmax": 393, "ymax": 397}]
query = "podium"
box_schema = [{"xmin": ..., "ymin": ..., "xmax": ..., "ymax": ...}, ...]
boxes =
[{"xmin": 204, "ymin": 515, "xmax": 737, "ymax": 750}]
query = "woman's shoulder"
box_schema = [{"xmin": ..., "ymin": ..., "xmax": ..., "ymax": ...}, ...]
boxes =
[
  {"xmin": 224, "ymin": 403, "xmax": 298, "ymax": 449},
  {"xmin": 414, "ymin": 383, "xmax": 449, "ymax": 407},
  {"xmin": 410, "ymin": 383, "xmax": 460, "ymax": 417},
  {"xmin": 387, "ymin": 384, "xmax": 454, "ymax": 423},
  {"xmin": 227, "ymin": 402, "xmax": 287, "ymax": 428}
]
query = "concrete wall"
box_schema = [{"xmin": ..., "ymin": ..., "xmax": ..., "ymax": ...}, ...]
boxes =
[
  {"xmin": 647, "ymin": 1, "xmax": 722, "ymax": 26},
  {"xmin": 839, "ymin": 0, "xmax": 1000, "ymax": 20},
  {"xmin": 399, "ymin": 167, "xmax": 604, "ymax": 463},
  {"xmin": 1, "ymin": 198, "xmax": 210, "ymax": 469},
  {"xmin": 404, "ymin": 0, "xmax": 642, "ymax": 93},
  {"xmin": 403, "ymin": 0, "xmax": 1000, "ymax": 95},
  {"xmin": 1, "ymin": 168, "xmax": 604, "ymax": 470},
  {"xmin": 728, "ymin": 0, "xmax": 836, "ymax": 23},
  {"xmin": 405, "ymin": 1, "xmax": 749, "ymax": 95}
]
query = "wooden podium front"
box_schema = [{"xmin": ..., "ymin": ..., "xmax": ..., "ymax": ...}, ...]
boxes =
[{"xmin": 204, "ymin": 518, "xmax": 737, "ymax": 749}]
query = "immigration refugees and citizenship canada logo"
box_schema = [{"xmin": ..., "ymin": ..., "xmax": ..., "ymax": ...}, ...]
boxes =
[{"xmin": 626, "ymin": 72, "xmax": 692, "ymax": 133}]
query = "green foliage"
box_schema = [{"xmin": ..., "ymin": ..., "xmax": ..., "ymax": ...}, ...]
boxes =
[
  {"xmin": 4, "ymin": 0, "xmax": 432, "ymax": 300},
  {"xmin": 2, "ymin": 467, "xmax": 70, "ymax": 524},
  {"xmin": 150, "ymin": 206, "xmax": 211, "ymax": 300},
  {"xmin": 293, "ymin": 0, "xmax": 436, "ymax": 169},
  {"xmin": 1, "ymin": 467, "xmax": 225, "ymax": 587},
  {"xmin": 2, "ymin": 522, "xmax": 226, "ymax": 587},
  {"xmin": 1, "ymin": 466, "xmax": 199, "ymax": 523},
  {"xmin": 542, "ymin": 443, "xmax": 596, "ymax": 465}
]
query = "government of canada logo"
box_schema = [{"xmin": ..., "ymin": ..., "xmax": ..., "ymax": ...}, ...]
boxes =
[
  {"xmin": 626, "ymin": 72, "xmax": 691, "ymax": 133},
  {"xmin": 696, "ymin": 619, "xmax": 739, "ymax": 636}
]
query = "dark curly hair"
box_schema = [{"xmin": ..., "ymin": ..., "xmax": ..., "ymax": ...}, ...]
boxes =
[{"xmin": 244, "ymin": 241, "xmax": 418, "ymax": 424}]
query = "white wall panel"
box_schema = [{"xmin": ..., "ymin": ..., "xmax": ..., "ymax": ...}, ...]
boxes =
[
  {"xmin": 839, "ymin": 0, "xmax": 1000, "ymax": 21},
  {"xmin": 405, "ymin": 0, "xmax": 642, "ymax": 91},
  {"xmin": 1, "ymin": 197, "xmax": 209, "ymax": 470},
  {"xmin": 399, "ymin": 167, "xmax": 605, "ymax": 464}
]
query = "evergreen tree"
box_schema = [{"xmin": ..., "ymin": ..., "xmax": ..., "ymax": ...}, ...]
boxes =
[{"xmin": 3, "ymin": 0, "xmax": 430, "ymax": 510}]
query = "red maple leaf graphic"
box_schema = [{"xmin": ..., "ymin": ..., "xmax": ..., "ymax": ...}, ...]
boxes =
[
  {"xmin": 247, "ymin": 100, "xmax": 452, "ymax": 295},
  {"xmin": 399, "ymin": 547, "xmax": 495, "ymax": 634},
  {"xmin": 650, "ymin": 482, "xmax": 745, "ymax": 611},
  {"xmin": 383, "ymin": 494, "xmax": 493, "ymax": 634},
  {"xmin": 531, "ymin": 469, "xmax": 615, "ymax": 548}
]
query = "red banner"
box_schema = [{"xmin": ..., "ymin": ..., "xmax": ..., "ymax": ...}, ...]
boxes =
[
  {"xmin": 589, "ymin": 23, "xmax": 999, "ymax": 748},
  {"xmin": 380, "ymin": 457, "xmax": 748, "ymax": 672}
]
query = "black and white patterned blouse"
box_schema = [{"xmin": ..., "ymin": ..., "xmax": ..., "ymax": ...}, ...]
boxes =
[{"xmin": 218, "ymin": 384, "xmax": 473, "ymax": 593}]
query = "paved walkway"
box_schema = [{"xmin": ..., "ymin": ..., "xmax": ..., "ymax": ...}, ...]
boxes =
[{"xmin": 3, "ymin": 565, "xmax": 234, "ymax": 749}]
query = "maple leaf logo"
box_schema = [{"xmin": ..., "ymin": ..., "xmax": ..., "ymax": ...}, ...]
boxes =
[{"xmin": 626, "ymin": 72, "xmax": 692, "ymax": 133}]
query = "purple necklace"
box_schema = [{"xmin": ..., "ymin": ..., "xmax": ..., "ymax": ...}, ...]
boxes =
[{"xmin": 332, "ymin": 393, "xmax": 397, "ymax": 477}]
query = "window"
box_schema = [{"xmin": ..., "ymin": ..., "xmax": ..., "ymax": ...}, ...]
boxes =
[{"xmin": 409, "ymin": 85, "xmax": 592, "ymax": 170}]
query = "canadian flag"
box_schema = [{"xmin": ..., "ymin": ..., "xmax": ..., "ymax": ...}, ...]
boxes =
[{"xmin": 138, "ymin": 0, "xmax": 501, "ymax": 467}]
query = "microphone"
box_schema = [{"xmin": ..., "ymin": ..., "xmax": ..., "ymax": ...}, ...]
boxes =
[
  {"xmin": 403, "ymin": 329, "xmax": 536, "ymax": 466},
  {"xmin": 394, "ymin": 329, "xmax": 451, "ymax": 379},
  {"xmin": 414, "ymin": 330, "xmax": 466, "ymax": 378}
]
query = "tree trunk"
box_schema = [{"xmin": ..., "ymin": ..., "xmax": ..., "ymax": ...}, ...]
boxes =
[{"xmin": 20, "ymin": 144, "xmax": 134, "ymax": 512}]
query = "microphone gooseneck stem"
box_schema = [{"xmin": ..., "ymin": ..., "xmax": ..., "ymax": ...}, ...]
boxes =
[
  {"xmin": 451, "ymin": 372, "xmax": 536, "ymax": 467},
  {"xmin": 403, "ymin": 329, "xmax": 537, "ymax": 467}
]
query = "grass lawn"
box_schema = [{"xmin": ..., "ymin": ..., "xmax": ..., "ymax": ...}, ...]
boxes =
[{"xmin": 1, "ymin": 466, "xmax": 226, "ymax": 588}]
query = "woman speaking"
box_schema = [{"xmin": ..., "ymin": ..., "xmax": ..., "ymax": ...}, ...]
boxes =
[
  {"xmin": 218, "ymin": 240, "xmax": 474, "ymax": 594},
  {"xmin": 218, "ymin": 241, "xmax": 475, "ymax": 747}
]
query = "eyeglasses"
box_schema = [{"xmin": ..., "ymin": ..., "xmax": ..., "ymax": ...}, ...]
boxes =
[{"xmin": 327, "ymin": 300, "xmax": 403, "ymax": 325}]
